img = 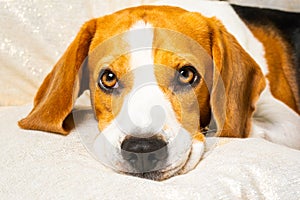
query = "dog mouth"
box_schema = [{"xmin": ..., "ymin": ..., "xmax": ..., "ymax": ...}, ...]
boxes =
[
  {"xmin": 91, "ymin": 128, "xmax": 204, "ymax": 181},
  {"xmin": 123, "ymin": 171, "xmax": 167, "ymax": 181},
  {"xmin": 118, "ymin": 139, "xmax": 204, "ymax": 181},
  {"xmin": 120, "ymin": 160, "xmax": 188, "ymax": 181}
]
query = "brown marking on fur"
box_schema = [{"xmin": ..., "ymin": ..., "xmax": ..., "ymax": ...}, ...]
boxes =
[
  {"xmin": 247, "ymin": 24, "xmax": 300, "ymax": 113},
  {"xmin": 92, "ymin": 55, "xmax": 133, "ymax": 131},
  {"xmin": 207, "ymin": 17, "xmax": 266, "ymax": 137},
  {"xmin": 153, "ymin": 49, "xmax": 210, "ymax": 137},
  {"xmin": 18, "ymin": 19, "xmax": 97, "ymax": 134},
  {"xmin": 193, "ymin": 132, "xmax": 205, "ymax": 142}
]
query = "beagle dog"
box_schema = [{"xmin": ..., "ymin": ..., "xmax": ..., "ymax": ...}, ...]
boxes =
[{"xmin": 19, "ymin": 1, "xmax": 300, "ymax": 181}]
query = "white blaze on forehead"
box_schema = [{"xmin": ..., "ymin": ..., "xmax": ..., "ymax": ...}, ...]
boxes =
[
  {"xmin": 123, "ymin": 20, "xmax": 173, "ymax": 135},
  {"xmin": 126, "ymin": 20, "xmax": 154, "ymax": 47},
  {"xmin": 125, "ymin": 20, "xmax": 154, "ymax": 70}
]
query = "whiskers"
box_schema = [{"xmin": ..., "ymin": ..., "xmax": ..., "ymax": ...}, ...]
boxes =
[
  {"xmin": 200, "ymin": 127, "xmax": 231, "ymax": 137},
  {"xmin": 201, "ymin": 127, "xmax": 217, "ymax": 137}
]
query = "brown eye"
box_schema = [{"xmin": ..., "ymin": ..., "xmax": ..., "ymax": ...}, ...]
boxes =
[
  {"xmin": 98, "ymin": 69, "xmax": 119, "ymax": 93},
  {"xmin": 177, "ymin": 66, "xmax": 199, "ymax": 86}
]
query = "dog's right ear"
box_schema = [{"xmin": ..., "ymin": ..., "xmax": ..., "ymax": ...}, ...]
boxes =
[
  {"xmin": 18, "ymin": 19, "xmax": 97, "ymax": 135},
  {"xmin": 208, "ymin": 17, "xmax": 266, "ymax": 138}
]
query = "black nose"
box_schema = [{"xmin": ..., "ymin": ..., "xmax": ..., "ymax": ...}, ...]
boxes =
[{"xmin": 121, "ymin": 136, "xmax": 168, "ymax": 173}]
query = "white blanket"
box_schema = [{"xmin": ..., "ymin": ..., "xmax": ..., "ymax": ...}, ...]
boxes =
[{"xmin": 1, "ymin": 105, "xmax": 300, "ymax": 199}]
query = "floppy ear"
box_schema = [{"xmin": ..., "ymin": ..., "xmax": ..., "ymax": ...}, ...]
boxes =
[
  {"xmin": 18, "ymin": 19, "xmax": 97, "ymax": 135},
  {"xmin": 209, "ymin": 18, "xmax": 266, "ymax": 137}
]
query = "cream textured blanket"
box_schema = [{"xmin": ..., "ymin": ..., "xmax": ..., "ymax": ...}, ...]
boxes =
[{"xmin": 1, "ymin": 105, "xmax": 300, "ymax": 199}]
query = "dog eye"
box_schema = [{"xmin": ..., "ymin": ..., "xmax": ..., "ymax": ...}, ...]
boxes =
[
  {"xmin": 98, "ymin": 69, "xmax": 119, "ymax": 92},
  {"xmin": 177, "ymin": 66, "xmax": 200, "ymax": 86}
]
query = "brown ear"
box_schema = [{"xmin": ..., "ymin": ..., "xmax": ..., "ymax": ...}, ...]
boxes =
[
  {"xmin": 209, "ymin": 18, "xmax": 266, "ymax": 137},
  {"xmin": 18, "ymin": 19, "xmax": 97, "ymax": 135}
]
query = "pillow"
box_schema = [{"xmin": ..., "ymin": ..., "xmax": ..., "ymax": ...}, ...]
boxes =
[{"xmin": 0, "ymin": 105, "xmax": 299, "ymax": 199}]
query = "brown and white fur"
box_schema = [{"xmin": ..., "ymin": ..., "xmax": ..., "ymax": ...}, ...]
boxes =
[{"xmin": 19, "ymin": 1, "xmax": 300, "ymax": 181}]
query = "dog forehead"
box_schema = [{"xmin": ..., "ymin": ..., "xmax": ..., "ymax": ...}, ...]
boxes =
[
  {"xmin": 89, "ymin": 5, "xmax": 211, "ymax": 52},
  {"xmin": 125, "ymin": 21, "xmax": 154, "ymax": 70},
  {"xmin": 88, "ymin": 6, "xmax": 213, "ymax": 82}
]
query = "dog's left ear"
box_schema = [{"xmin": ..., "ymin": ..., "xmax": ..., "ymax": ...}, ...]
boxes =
[
  {"xmin": 18, "ymin": 19, "xmax": 97, "ymax": 135},
  {"xmin": 209, "ymin": 17, "xmax": 266, "ymax": 137}
]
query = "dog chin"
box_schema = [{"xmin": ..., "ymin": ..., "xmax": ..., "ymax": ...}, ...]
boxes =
[{"xmin": 122, "ymin": 170, "xmax": 179, "ymax": 181}]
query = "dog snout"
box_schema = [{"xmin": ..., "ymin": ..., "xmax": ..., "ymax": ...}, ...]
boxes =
[{"xmin": 121, "ymin": 136, "xmax": 168, "ymax": 173}]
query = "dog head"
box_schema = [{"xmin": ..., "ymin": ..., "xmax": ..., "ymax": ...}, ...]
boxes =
[{"xmin": 19, "ymin": 6, "xmax": 265, "ymax": 180}]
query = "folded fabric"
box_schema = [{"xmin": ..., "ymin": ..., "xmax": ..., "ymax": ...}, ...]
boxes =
[{"xmin": 0, "ymin": 105, "xmax": 299, "ymax": 199}]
